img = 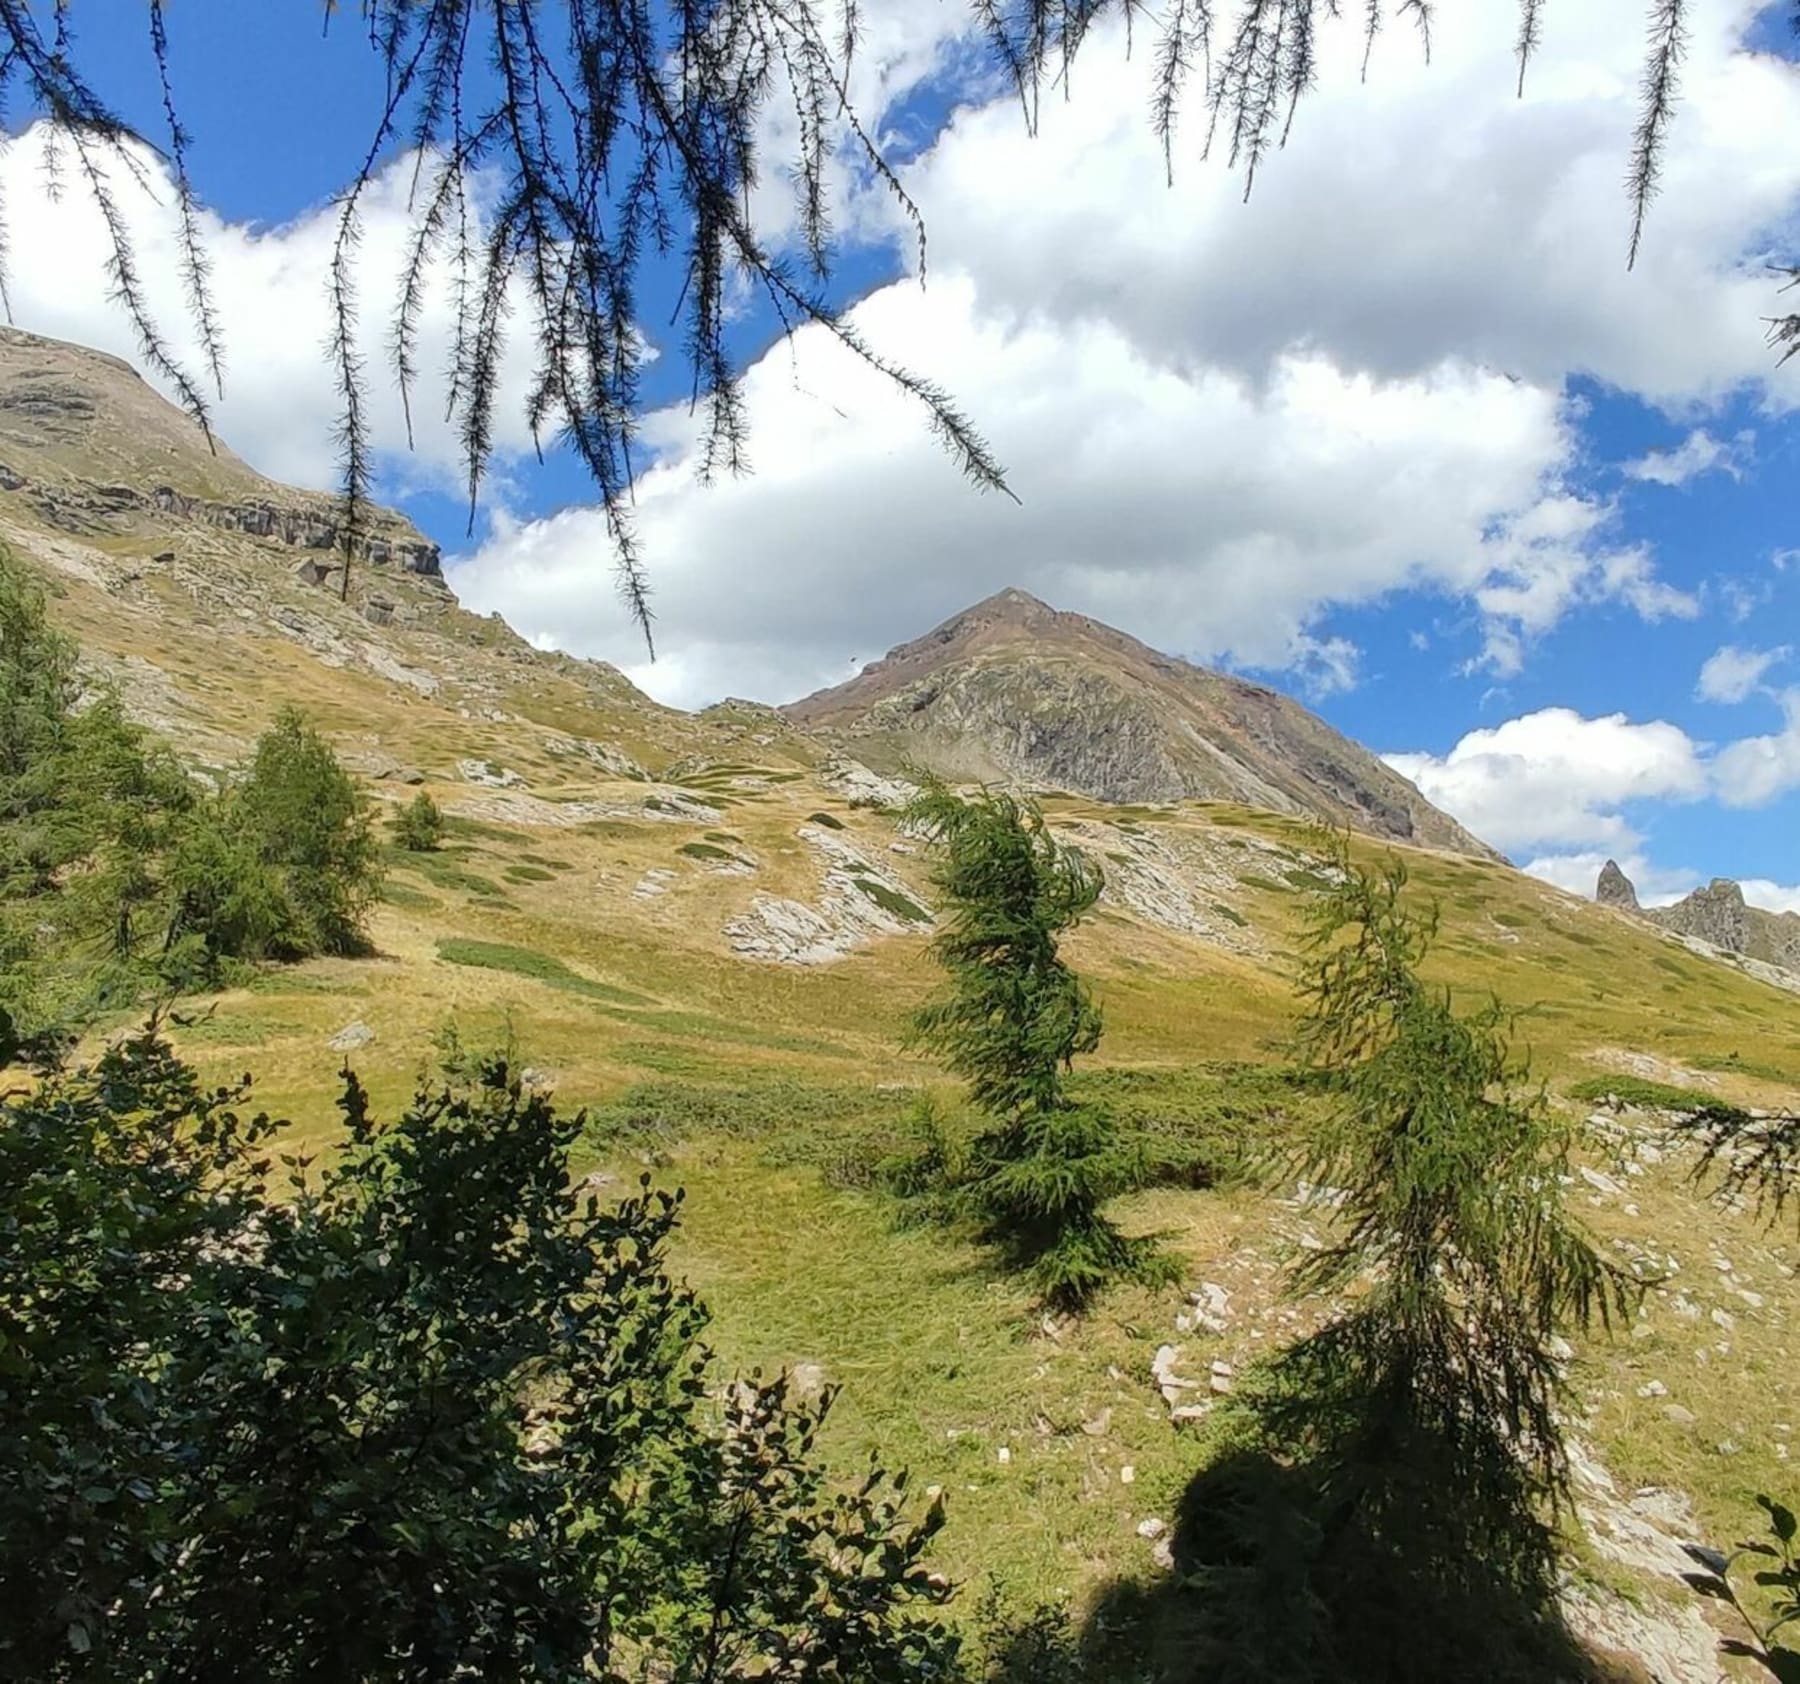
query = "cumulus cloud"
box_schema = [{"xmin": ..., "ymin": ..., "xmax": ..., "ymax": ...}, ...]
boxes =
[
  {"xmin": 3, "ymin": 0, "xmax": 1797, "ymax": 710},
  {"xmin": 1624, "ymin": 427, "xmax": 1754, "ymax": 486},
  {"xmin": 1713, "ymin": 688, "xmax": 1800, "ymax": 806},
  {"xmin": 455, "ymin": 282, "xmax": 1657, "ymax": 706},
  {"xmin": 1742, "ymin": 879, "xmax": 1800, "ymax": 915},
  {"xmin": 453, "ymin": 0, "xmax": 1797, "ymax": 703},
  {"xmin": 1522, "ymin": 855, "xmax": 1800, "ymax": 914},
  {"xmin": 1382, "ymin": 708, "xmax": 1710, "ymax": 852},
  {"xmin": 0, "ymin": 129, "xmax": 539, "ymax": 494},
  {"xmin": 1697, "ymin": 643, "xmax": 1789, "ymax": 703}
]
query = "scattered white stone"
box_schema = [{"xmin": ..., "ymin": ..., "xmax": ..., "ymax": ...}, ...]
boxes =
[
  {"xmin": 1152, "ymin": 1344, "xmax": 1199, "ymax": 1405},
  {"xmin": 1136, "ymin": 1517, "xmax": 1167, "ymax": 1540},
  {"xmin": 1738, "ymin": 1289, "xmax": 1765, "ymax": 1309},
  {"xmin": 1637, "ymin": 1381, "xmax": 1668, "ymax": 1399},
  {"xmin": 1120, "ymin": 1465, "xmax": 1135, "ymax": 1485},
  {"xmin": 1151, "ymin": 1537, "xmax": 1175, "ymax": 1570},
  {"xmin": 456, "ymin": 757, "xmax": 524, "ymax": 788},
  {"xmin": 1710, "ymin": 1307, "xmax": 1737, "ymax": 1332},
  {"xmin": 633, "ymin": 868, "xmax": 677, "ymax": 900},
  {"xmin": 327, "ymin": 1020, "xmax": 374, "ymax": 1052},
  {"xmin": 1170, "ymin": 1404, "xmax": 1213, "ymax": 1427},
  {"xmin": 997, "ymin": 1446, "xmax": 1011, "ymax": 1465},
  {"xmin": 1580, "ymin": 1166, "xmax": 1623, "ymax": 1196},
  {"xmin": 1663, "ymin": 1404, "xmax": 1697, "ymax": 1426}
]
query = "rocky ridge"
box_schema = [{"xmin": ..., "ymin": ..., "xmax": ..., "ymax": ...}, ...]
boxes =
[
  {"xmin": 785, "ymin": 588, "xmax": 1497, "ymax": 860},
  {"xmin": 1596, "ymin": 861, "xmax": 1800, "ymax": 978}
]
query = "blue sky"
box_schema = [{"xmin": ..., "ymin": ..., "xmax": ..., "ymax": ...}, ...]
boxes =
[{"xmin": 7, "ymin": 0, "xmax": 1799, "ymax": 906}]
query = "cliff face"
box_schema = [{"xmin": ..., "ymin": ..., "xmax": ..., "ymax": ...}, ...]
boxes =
[
  {"xmin": 0, "ymin": 326, "xmax": 443, "ymax": 587},
  {"xmin": 785, "ymin": 589, "xmax": 1497, "ymax": 859},
  {"xmin": 1594, "ymin": 861, "xmax": 1800, "ymax": 975}
]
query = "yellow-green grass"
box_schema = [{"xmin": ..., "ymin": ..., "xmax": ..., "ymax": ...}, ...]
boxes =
[{"xmin": 29, "ymin": 543, "xmax": 1800, "ymax": 1658}]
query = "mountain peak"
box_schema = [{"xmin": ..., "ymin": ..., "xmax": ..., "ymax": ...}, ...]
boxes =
[{"xmin": 785, "ymin": 591, "xmax": 1496, "ymax": 859}]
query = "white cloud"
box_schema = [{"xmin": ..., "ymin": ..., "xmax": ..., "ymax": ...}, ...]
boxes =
[
  {"xmin": 1713, "ymin": 687, "xmax": 1800, "ymax": 806},
  {"xmin": 872, "ymin": 0, "xmax": 1800, "ymax": 407},
  {"xmin": 453, "ymin": 282, "xmax": 1643, "ymax": 706},
  {"xmin": 455, "ymin": 0, "xmax": 1796, "ymax": 703},
  {"xmin": 1382, "ymin": 708, "xmax": 1710, "ymax": 852},
  {"xmin": 3, "ymin": 0, "xmax": 1797, "ymax": 709},
  {"xmin": 1742, "ymin": 879, "xmax": 1800, "ymax": 916},
  {"xmin": 1522, "ymin": 854, "xmax": 1800, "ymax": 913},
  {"xmin": 1697, "ymin": 643, "xmax": 1789, "ymax": 703},
  {"xmin": 0, "ymin": 131, "xmax": 539, "ymax": 494},
  {"xmin": 1624, "ymin": 427, "xmax": 1754, "ymax": 486},
  {"xmin": 1519, "ymin": 849, "xmax": 1700, "ymax": 905}
]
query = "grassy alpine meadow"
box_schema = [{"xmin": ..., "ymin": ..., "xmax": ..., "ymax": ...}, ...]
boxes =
[{"xmin": 130, "ymin": 786, "xmax": 1800, "ymax": 1661}]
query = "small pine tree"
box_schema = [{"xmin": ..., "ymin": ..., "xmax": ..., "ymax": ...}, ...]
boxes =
[
  {"xmin": 1248, "ymin": 834, "xmax": 1636, "ymax": 1664},
  {"xmin": 905, "ymin": 780, "xmax": 1163, "ymax": 1310},
  {"xmin": 391, "ymin": 789, "xmax": 445, "ymax": 852},
  {"xmin": 233, "ymin": 708, "xmax": 380, "ymax": 956}
]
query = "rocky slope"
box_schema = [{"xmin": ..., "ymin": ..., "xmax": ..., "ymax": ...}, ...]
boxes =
[
  {"xmin": 785, "ymin": 588, "xmax": 1497, "ymax": 858},
  {"xmin": 1597, "ymin": 859, "xmax": 1800, "ymax": 976}
]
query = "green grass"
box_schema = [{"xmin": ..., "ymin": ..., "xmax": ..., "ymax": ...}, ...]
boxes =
[
  {"xmin": 679, "ymin": 840, "xmax": 742, "ymax": 864},
  {"xmin": 503, "ymin": 863, "xmax": 558, "ymax": 883},
  {"xmin": 1211, "ymin": 901, "xmax": 1248, "ymax": 928},
  {"xmin": 434, "ymin": 938, "xmax": 656, "ymax": 1007},
  {"xmin": 379, "ymin": 879, "xmax": 442, "ymax": 911},
  {"xmin": 1690, "ymin": 1049, "xmax": 1800, "ymax": 1085},
  {"xmin": 1566, "ymin": 1073, "xmax": 1750, "ymax": 1125},
  {"xmin": 807, "ymin": 811, "xmax": 846, "ymax": 830},
  {"xmin": 851, "ymin": 877, "xmax": 929, "ymax": 924}
]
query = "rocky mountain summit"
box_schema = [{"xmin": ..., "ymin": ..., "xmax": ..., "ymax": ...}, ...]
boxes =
[
  {"xmin": 1596, "ymin": 860, "xmax": 1800, "ymax": 976},
  {"xmin": 785, "ymin": 588, "xmax": 1495, "ymax": 858}
]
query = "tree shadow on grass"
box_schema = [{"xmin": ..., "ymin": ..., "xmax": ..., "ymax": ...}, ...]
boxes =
[{"xmin": 985, "ymin": 1396, "xmax": 1653, "ymax": 1684}]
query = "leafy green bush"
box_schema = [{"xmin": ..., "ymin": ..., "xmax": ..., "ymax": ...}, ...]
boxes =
[
  {"xmin": 0, "ymin": 1033, "xmax": 955, "ymax": 1678},
  {"xmin": 1684, "ymin": 1496, "xmax": 1799, "ymax": 1682},
  {"xmin": 391, "ymin": 789, "xmax": 445, "ymax": 852}
]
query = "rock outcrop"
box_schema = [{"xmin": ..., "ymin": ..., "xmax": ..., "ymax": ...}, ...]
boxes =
[
  {"xmin": 1596, "ymin": 859, "xmax": 1640, "ymax": 911},
  {"xmin": 1656, "ymin": 878, "xmax": 1750, "ymax": 954},
  {"xmin": 1594, "ymin": 862, "xmax": 1797, "ymax": 977}
]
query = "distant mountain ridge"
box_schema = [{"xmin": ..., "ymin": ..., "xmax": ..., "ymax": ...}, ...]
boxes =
[
  {"xmin": 1596, "ymin": 859, "xmax": 1800, "ymax": 974},
  {"xmin": 785, "ymin": 588, "xmax": 1496, "ymax": 858}
]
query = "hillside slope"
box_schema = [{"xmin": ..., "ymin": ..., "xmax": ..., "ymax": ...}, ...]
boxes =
[
  {"xmin": 785, "ymin": 587, "xmax": 1497, "ymax": 858},
  {"xmin": 5, "ymin": 325, "xmax": 1800, "ymax": 1680}
]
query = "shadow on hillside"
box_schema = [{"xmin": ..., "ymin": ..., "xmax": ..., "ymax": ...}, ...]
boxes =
[{"xmin": 984, "ymin": 1417, "xmax": 1651, "ymax": 1684}]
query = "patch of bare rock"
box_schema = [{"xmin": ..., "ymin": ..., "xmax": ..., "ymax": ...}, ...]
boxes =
[{"xmin": 723, "ymin": 822, "xmax": 932, "ymax": 964}]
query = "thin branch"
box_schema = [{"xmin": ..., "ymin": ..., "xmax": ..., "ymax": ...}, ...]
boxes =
[{"xmin": 1628, "ymin": 0, "xmax": 1688, "ymax": 271}]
